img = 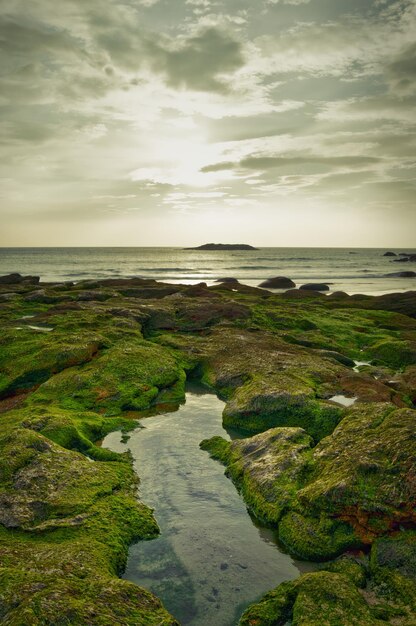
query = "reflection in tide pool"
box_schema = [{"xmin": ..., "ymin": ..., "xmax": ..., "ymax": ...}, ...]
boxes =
[{"xmin": 103, "ymin": 385, "xmax": 306, "ymax": 626}]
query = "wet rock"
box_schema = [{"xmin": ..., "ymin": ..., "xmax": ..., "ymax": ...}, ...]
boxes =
[
  {"xmin": 258, "ymin": 276, "xmax": 296, "ymax": 289},
  {"xmin": 202, "ymin": 428, "xmax": 313, "ymax": 525},
  {"xmin": 215, "ymin": 277, "xmax": 240, "ymax": 284},
  {"xmin": 328, "ymin": 291, "xmax": 349, "ymax": 298},
  {"xmin": 383, "ymin": 251, "xmax": 397, "ymax": 256},
  {"xmin": 0, "ymin": 272, "xmax": 23, "ymax": 283},
  {"xmin": 239, "ymin": 570, "xmax": 385, "ymax": 626},
  {"xmin": 0, "ymin": 273, "xmax": 40, "ymax": 284},
  {"xmin": 299, "ymin": 283, "xmax": 330, "ymax": 291},
  {"xmin": 203, "ymin": 402, "xmax": 416, "ymax": 560}
]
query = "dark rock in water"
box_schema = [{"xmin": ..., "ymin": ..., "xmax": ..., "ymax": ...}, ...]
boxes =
[
  {"xmin": 0, "ymin": 273, "xmax": 23, "ymax": 284},
  {"xmin": 393, "ymin": 254, "xmax": 416, "ymax": 262},
  {"xmin": 185, "ymin": 243, "xmax": 258, "ymax": 250},
  {"xmin": 259, "ymin": 276, "xmax": 296, "ymax": 289},
  {"xmin": 299, "ymin": 283, "xmax": 330, "ymax": 291},
  {"xmin": 385, "ymin": 271, "xmax": 416, "ymax": 278},
  {"xmin": 383, "ymin": 251, "xmax": 397, "ymax": 256},
  {"xmin": 215, "ymin": 277, "xmax": 240, "ymax": 284},
  {"xmin": 0, "ymin": 273, "xmax": 39, "ymax": 285}
]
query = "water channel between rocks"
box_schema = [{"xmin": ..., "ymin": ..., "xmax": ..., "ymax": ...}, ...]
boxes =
[{"xmin": 103, "ymin": 384, "xmax": 311, "ymax": 626}]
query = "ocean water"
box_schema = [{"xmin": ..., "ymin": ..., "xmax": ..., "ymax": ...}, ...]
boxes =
[{"xmin": 0, "ymin": 247, "xmax": 415, "ymax": 295}]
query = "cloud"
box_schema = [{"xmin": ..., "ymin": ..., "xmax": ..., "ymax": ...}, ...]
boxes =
[
  {"xmin": 267, "ymin": 0, "xmax": 311, "ymax": 4},
  {"xmin": 201, "ymin": 154, "xmax": 380, "ymax": 173},
  {"xmin": 385, "ymin": 41, "xmax": 416, "ymax": 94},
  {"xmin": 143, "ymin": 27, "xmax": 245, "ymax": 93},
  {"xmin": 0, "ymin": 0, "xmax": 415, "ymax": 246},
  {"xmin": 251, "ymin": 0, "xmax": 416, "ymax": 80}
]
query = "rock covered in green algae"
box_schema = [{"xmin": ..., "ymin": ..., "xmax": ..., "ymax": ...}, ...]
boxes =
[
  {"xmin": 201, "ymin": 402, "xmax": 416, "ymax": 560},
  {"xmin": 369, "ymin": 531, "xmax": 416, "ymax": 613},
  {"xmin": 0, "ymin": 565, "xmax": 179, "ymax": 625},
  {"xmin": 0, "ymin": 326, "xmax": 102, "ymax": 397},
  {"xmin": 0, "ymin": 422, "xmax": 179, "ymax": 623},
  {"xmin": 239, "ymin": 539, "xmax": 416, "ymax": 626},
  {"xmin": 31, "ymin": 339, "xmax": 186, "ymax": 415},
  {"xmin": 202, "ymin": 427, "xmax": 314, "ymax": 524},
  {"xmin": 239, "ymin": 571, "xmax": 385, "ymax": 626},
  {"xmin": 1, "ymin": 275, "xmax": 416, "ymax": 624},
  {"xmin": 298, "ymin": 404, "xmax": 416, "ymax": 540}
]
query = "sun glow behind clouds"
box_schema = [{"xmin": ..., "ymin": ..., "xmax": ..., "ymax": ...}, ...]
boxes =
[{"xmin": 0, "ymin": 0, "xmax": 415, "ymax": 246}]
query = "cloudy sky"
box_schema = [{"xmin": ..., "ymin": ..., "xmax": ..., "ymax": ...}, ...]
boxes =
[{"xmin": 1, "ymin": 0, "xmax": 415, "ymax": 246}]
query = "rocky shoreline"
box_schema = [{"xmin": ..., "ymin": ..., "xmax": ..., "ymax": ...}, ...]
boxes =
[{"xmin": 0, "ymin": 273, "xmax": 415, "ymax": 624}]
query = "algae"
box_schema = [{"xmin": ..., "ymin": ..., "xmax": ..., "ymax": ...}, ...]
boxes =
[{"xmin": 1, "ymin": 275, "xmax": 415, "ymax": 623}]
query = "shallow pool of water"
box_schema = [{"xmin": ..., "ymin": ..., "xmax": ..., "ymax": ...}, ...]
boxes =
[{"xmin": 103, "ymin": 384, "xmax": 307, "ymax": 626}]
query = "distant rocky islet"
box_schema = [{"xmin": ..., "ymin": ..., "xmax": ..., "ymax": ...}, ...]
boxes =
[{"xmin": 185, "ymin": 243, "xmax": 258, "ymax": 250}]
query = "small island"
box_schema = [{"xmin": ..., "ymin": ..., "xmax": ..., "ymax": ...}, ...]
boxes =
[{"xmin": 185, "ymin": 243, "xmax": 258, "ymax": 250}]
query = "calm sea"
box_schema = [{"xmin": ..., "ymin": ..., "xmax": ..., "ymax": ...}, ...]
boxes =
[{"xmin": 0, "ymin": 247, "xmax": 415, "ymax": 295}]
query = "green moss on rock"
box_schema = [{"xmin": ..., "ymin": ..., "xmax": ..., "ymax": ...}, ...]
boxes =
[
  {"xmin": 31, "ymin": 339, "xmax": 185, "ymax": 415},
  {"xmin": 239, "ymin": 571, "xmax": 385, "ymax": 626}
]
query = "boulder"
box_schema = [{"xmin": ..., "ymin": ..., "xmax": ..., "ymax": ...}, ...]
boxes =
[
  {"xmin": 328, "ymin": 291, "xmax": 349, "ymax": 298},
  {"xmin": 383, "ymin": 251, "xmax": 397, "ymax": 256},
  {"xmin": 0, "ymin": 273, "xmax": 23, "ymax": 284},
  {"xmin": 215, "ymin": 277, "xmax": 240, "ymax": 284},
  {"xmin": 0, "ymin": 273, "xmax": 40, "ymax": 284},
  {"xmin": 299, "ymin": 283, "xmax": 330, "ymax": 291},
  {"xmin": 259, "ymin": 276, "xmax": 296, "ymax": 289}
]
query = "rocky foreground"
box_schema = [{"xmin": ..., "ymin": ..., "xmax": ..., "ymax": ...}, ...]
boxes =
[{"xmin": 0, "ymin": 273, "xmax": 415, "ymax": 625}]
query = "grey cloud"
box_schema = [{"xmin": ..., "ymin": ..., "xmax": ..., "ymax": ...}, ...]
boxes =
[
  {"xmin": 143, "ymin": 27, "xmax": 245, "ymax": 93},
  {"xmin": 385, "ymin": 41, "xmax": 416, "ymax": 94},
  {"xmin": 240, "ymin": 155, "xmax": 380, "ymax": 169},
  {"xmin": 202, "ymin": 154, "xmax": 380, "ymax": 173},
  {"xmin": 0, "ymin": 15, "xmax": 82, "ymax": 63}
]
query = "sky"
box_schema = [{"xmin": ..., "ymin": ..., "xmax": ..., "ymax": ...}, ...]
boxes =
[{"xmin": 1, "ymin": 0, "xmax": 415, "ymax": 247}]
